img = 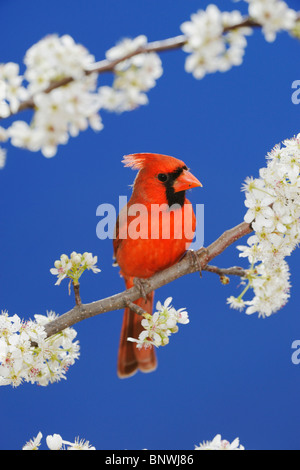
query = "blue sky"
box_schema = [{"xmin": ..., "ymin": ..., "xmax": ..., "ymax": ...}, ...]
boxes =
[{"xmin": 1, "ymin": 0, "xmax": 300, "ymax": 450}]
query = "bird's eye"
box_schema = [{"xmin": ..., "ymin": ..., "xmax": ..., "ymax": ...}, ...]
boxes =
[{"xmin": 157, "ymin": 173, "xmax": 168, "ymax": 182}]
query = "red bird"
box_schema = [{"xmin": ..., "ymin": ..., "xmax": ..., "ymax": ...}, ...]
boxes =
[{"xmin": 113, "ymin": 153, "xmax": 202, "ymax": 378}]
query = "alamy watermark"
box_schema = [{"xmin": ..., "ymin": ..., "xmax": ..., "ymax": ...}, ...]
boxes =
[
  {"xmin": 291, "ymin": 340, "xmax": 300, "ymax": 365},
  {"xmin": 291, "ymin": 80, "xmax": 300, "ymax": 104},
  {"xmin": 96, "ymin": 196, "xmax": 204, "ymax": 250}
]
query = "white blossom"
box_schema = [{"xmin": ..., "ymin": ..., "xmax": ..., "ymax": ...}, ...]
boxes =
[
  {"xmin": 50, "ymin": 251, "xmax": 101, "ymax": 286},
  {"xmin": 106, "ymin": 35, "xmax": 147, "ymax": 63},
  {"xmin": 0, "ymin": 126, "xmax": 8, "ymax": 143},
  {"xmin": 100, "ymin": 35, "xmax": 163, "ymax": 112},
  {"xmin": 127, "ymin": 297, "xmax": 189, "ymax": 349},
  {"xmin": 195, "ymin": 434, "xmax": 245, "ymax": 450},
  {"xmin": 8, "ymin": 120, "xmax": 44, "ymax": 152},
  {"xmin": 31, "ymin": 78, "xmax": 103, "ymax": 157},
  {"xmin": 24, "ymin": 34, "xmax": 95, "ymax": 93},
  {"xmin": 0, "ymin": 310, "xmax": 80, "ymax": 387},
  {"xmin": 65, "ymin": 437, "xmax": 96, "ymax": 450},
  {"xmin": 0, "ymin": 62, "xmax": 29, "ymax": 116},
  {"xmin": 180, "ymin": 5, "xmax": 252, "ymax": 79},
  {"xmin": 0, "ymin": 146, "xmax": 7, "ymax": 169},
  {"xmin": 228, "ymin": 134, "xmax": 300, "ymax": 317},
  {"xmin": 46, "ymin": 434, "xmax": 63, "ymax": 450},
  {"xmin": 244, "ymin": 0, "xmax": 297, "ymax": 42},
  {"xmin": 22, "ymin": 432, "xmax": 43, "ymax": 450},
  {"xmin": 226, "ymin": 296, "xmax": 246, "ymax": 311},
  {"xmin": 4, "ymin": 35, "xmax": 103, "ymax": 159},
  {"xmin": 24, "ymin": 432, "xmax": 95, "ymax": 450}
]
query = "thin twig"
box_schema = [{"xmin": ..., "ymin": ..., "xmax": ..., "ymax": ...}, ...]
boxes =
[
  {"xmin": 73, "ymin": 282, "xmax": 82, "ymax": 306},
  {"xmin": 203, "ymin": 265, "xmax": 248, "ymax": 277}
]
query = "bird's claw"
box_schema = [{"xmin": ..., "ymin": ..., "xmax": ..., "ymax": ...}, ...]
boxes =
[
  {"xmin": 186, "ymin": 248, "xmax": 209, "ymax": 278},
  {"xmin": 133, "ymin": 277, "xmax": 151, "ymax": 302}
]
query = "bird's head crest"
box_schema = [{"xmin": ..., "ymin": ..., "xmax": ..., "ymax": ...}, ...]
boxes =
[{"xmin": 122, "ymin": 153, "xmax": 153, "ymax": 170}]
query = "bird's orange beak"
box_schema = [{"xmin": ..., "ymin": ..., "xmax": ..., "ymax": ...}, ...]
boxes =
[{"xmin": 173, "ymin": 169, "xmax": 202, "ymax": 193}]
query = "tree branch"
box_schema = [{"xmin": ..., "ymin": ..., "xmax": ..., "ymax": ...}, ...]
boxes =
[
  {"xmin": 73, "ymin": 282, "xmax": 82, "ymax": 306},
  {"xmin": 124, "ymin": 300, "xmax": 146, "ymax": 317},
  {"xmin": 43, "ymin": 221, "xmax": 252, "ymax": 338},
  {"xmin": 203, "ymin": 265, "xmax": 248, "ymax": 277},
  {"xmin": 2, "ymin": 18, "xmax": 263, "ymax": 119}
]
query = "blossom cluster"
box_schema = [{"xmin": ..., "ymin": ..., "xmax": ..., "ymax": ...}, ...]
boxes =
[
  {"xmin": 0, "ymin": 310, "xmax": 80, "ymax": 387},
  {"xmin": 50, "ymin": 251, "xmax": 100, "ymax": 286},
  {"xmin": 0, "ymin": 35, "xmax": 102, "ymax": 159},
  {"xmin": 180, "ymin": 1, "xmax": 298, "ymax": 80},
  {"xmin": 9, "ymin": 35, "xmax": 103, "ymax": 158},
  {"xmin": 128, "ymin": 297, "xmax": 189, "ymax": 348},
  {"xmin": 195, "ymin": 434, "xmax": 245, "ymax": 450},
  {"xmin": 0, "ymin": 3, "xmax": 299, "ymax": 167},
  {"xmin": 240, "ymin": 0, "xmax": 297, "ymax": 42},
  {"xmin": 23, "ymin": 432, "xmax": 95, "ymax": 450},
  {"xmin": 180, "ymin": 5, "xmax": 252, "ymax": 79},
  {"xmin": 99, "ymin": 35, "xmax": 163, "ymax": 113},
  {"xmin": 0, "ymin": 62, "xmax": 29, "ymax": 117},
  {"xmin": 228, "ymin": 134, "xmax": 300, "ymax": 317},
  {"xmin": 23, "ymin": 431, "xmax": 243, "ymax": 450},
  {"xmin": 0, "ymin": 34, "xmax": 162, "ymax": 166}
]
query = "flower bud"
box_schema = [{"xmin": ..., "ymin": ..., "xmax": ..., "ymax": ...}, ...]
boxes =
[
  {"xmin": 71, "ymin": 254, "xmax": 81, "ymax": 265},
  {"xmin": 220, "ymin": 275, "xmax": 230, "ymax": 285}
]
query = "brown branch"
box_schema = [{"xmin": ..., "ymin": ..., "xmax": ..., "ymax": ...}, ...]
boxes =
[
  {"xmin": 43, "ymin": 221, "xmax": 252, "ymax": 338},
  {"xmin": 1, "ymin": 18, "xmax": 264, "ymax": 119},
  {"xmin": 73, "ymin": 282, "xmax": 82, "ymax": 306},
  {"xmin": 125, "ymin": 300, "xmax": 146, "ymax": 317},
  {"xmin": 203, "ymin": 265, "xmax": 248, "ymax": 277}
]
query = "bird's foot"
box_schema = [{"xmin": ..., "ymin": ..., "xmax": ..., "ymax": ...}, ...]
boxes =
[
  {"xmin": 185, "ymin": 248, "xmax": 209, "ymax": 278},
  {"xmin": 133, "ymin": 277, "xmax": 151, "ymax": 302}
]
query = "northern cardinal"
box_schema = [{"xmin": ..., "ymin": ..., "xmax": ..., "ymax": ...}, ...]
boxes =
[{"xmin": 113, "ymin": 153, "xmax": 202, "ymax": 378}]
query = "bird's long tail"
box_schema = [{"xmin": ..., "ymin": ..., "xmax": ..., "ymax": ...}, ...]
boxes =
[{"xmin": 117, "ymin": 279, "xmax": 157, "ymax": 378}]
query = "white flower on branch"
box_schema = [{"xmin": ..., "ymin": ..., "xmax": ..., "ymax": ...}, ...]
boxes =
[
  {"xmin": 8, "ymin": 120, "xmax": 44, "ymax": 152},
  {"xmin": 180, "ymin": 5, "xmax": 252, "ymax": 79},
  {"xmin": 195, "ymin": 434, "xmax": 245, "ymax": 450},
  {"xmin": 23, "ymin": 432, "xmax": 95, "ymax": 450},
  {"xmin": 227, "ymin": 295, "xmax": 247, "ymax": 312},
  {"xmin": 106, "ymin": 34, "xmax": 147, "ymax": 62},
  {"xmin": 22, "ymin": 432, "xmax": 43, "ymax": 450},
  {"xmin": 244, "ymin": 261, "xmax": 291, "ymax": 316},
  {"xmin": 0, "ymin": 310, "xmax": 80, "ymax": 387},
  {"xmin": 2, "ymin": 35, "xmax": 103, "ymax": 159},
  {"xmin": 127, "ymin": 297, "xmax": 189, "ymax": 349},
  {"xmin": 0, "ymin": 62, "xmax": 29, "ymax": 117},
  {"xmin": 32, "ymin": 80, "xmax": 103, "ymax": 157},
  {"xmin": 100, "ymin": 35, "xmax": 163, "ymax": 112},
  {"xmin": 0, "ymin": 146, "xmax": 7, "ymax": 169},
  {"xmin": 50, "ymin": 251, "xmax": 101, "ymax": 286},
  {"xmin": 24, "ymin": 34, "xmax": 95, "ymax": 93},
  {"xmin": 228, "ymin": 134, "xmax": 300, "ymax": 317},
  {"xmin": 244, "ymin": 0, "xmax": 297, "ymax": 42}
]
